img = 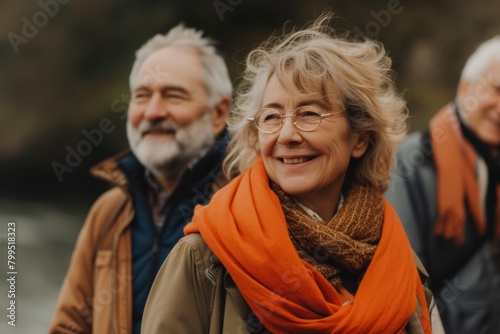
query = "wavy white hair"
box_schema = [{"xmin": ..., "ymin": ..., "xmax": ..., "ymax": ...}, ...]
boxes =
[
  {"xmin": 461, "ymin": 35, "xmax": 500, "ymax": 82},
  {"xmin": 129, "ymin": 24, "xmax": 232, "ymax": 106}
]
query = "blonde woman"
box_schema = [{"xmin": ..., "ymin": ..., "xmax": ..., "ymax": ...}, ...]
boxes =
[{"xmin": 142, "ymin": 13, "xmax": 441, "ymax": 333}]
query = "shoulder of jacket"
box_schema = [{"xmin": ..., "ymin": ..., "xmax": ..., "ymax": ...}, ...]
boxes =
[
  {"xmin": 88, "ymin": 187, "xmax": 130, "ymax": 218},
  {"xmin": 391, "ymin": 130, "xmax": 435, "ymax": 185},
  {"xmin": 95, "ymin": 186, "xmax": 129, "ymax": 203},
  {"xmin": 178, "ymin": 234, "xmax": 214, "ymax": 264},
  {"xmin": 398, "ymin": 130, "xmax": 432, "ymax": 158}
]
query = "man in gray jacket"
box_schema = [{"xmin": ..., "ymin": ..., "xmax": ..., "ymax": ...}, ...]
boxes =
[{"xmin": 386, "ymin": 36, "xmax": 500, "ymax": 333}]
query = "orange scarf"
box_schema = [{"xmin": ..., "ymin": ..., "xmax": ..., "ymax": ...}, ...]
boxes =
[
  {"xmin": 185, "ymin": 157, "xmax": 431, "ymax": 333},
  {"xmin": 430, "ymin": 104, "xmax": 500, "ymax": 243}
]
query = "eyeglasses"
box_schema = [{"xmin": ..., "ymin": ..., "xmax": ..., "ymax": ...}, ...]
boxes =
[{"xmin": 247, "ymin": 106, "xmax": 343, "ymax": 133}]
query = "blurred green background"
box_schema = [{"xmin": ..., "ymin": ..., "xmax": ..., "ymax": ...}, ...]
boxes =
[{"xmin": 0, "ymin": 0, "xmax": 499, "ymax": 332}]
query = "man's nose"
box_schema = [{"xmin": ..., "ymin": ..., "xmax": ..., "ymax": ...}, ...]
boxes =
[{"xmin": 144, "ymin": 94, "xmax": 169, "ymax": 121}]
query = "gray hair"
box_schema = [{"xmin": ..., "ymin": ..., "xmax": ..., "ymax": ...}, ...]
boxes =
[
  {"xmin": 129, "ymin": 24, "xmax": 232, "ymax": 106},
  {"xmin": 461, "ymin": 35, "xmax": 500, "ymax": 81}
]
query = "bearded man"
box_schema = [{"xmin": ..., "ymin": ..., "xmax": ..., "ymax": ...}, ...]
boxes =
[{"xmin": 49, "ymin": 24, "xmax": 232, "ymax": 334}]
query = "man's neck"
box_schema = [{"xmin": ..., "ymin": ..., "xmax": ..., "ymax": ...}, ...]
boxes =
[{"xmin": 149, "ymin": 167, "xmax": 185, "ymax": 196}]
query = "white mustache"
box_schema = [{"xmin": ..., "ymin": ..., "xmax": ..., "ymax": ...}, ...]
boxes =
[{"xmin": 137, "ymin": 120, "xmax": 178, "ymax": 136}]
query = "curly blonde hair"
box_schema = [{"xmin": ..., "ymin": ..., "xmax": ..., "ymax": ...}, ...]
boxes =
[{"xmin": 223, "ymin": 12, "xmax": 407, "ymax": 192}]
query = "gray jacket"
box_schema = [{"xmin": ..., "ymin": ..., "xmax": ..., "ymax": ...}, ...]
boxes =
[{"xmin": 386, "ymin": 130, "xmax": 500, "ymax": 334}]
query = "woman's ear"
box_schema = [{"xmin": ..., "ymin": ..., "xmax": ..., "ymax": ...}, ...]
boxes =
[
  {"xmin": 351, "ymin": 134, "xmax": 369, "ymax": 158},
  {"xmin": 211, "ymin": 97, "xmax": 230, "ymax": 135}
]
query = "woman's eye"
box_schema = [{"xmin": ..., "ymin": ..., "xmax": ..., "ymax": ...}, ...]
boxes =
[
  {"xmin": 263, "ymin": 114, "xmax": 281, "ymax": 122},
  {"xmin": 299, "ymin": 110, "xmax": 320, "ymax": 118}
]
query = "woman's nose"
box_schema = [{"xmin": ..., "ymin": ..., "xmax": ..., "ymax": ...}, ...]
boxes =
[{"xmin": 277, "ymin": 115, "xmax": 303, "ymax": 145}]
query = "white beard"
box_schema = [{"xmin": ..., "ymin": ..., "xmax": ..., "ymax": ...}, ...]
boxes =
[{"xmin": 127, "ymin": 112, "xmax": 215, "ymax": 176}]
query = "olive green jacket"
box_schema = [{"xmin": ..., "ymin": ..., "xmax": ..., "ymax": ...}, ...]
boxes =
[{"xmin": 142, "ymin": 233, "xmax": 443, "ymax": 333}]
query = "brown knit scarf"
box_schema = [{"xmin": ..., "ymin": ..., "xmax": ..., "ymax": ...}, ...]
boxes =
[{"xmin": 271, "ymin": 182, "xmax": 384, "ymax": 291}]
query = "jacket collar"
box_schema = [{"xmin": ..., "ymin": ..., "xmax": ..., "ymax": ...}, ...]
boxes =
[{"xmin": 90, "ymin": 150, "xmax": 133, "ymax": 189}]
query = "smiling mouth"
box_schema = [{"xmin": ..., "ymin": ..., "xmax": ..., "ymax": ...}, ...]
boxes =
[
  {"xmin": 281, "ymin": 156, "xmax": 315, "ymax": 164},
  {"xmin": 143, "ymin": 129, "xmax": 176, "ymax": 137}
]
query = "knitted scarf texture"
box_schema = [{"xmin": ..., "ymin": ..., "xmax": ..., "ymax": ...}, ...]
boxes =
[{"xmin": 272, "ymin": 182, "xmax": 383, "ymax": 292}]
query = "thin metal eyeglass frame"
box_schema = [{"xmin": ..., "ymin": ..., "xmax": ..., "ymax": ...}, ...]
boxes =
[{"xmin": 246, "ymin": 108, "xmax": 344, "ymax": 133}]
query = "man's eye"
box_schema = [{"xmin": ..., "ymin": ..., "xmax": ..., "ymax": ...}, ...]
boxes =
[
  {"xmin": 133, "ymin": 92, "xmax": 148, "ymax": 100},
  {"xmin": 166, "ymin": 94, "xmax": 184, "ymax": 99}
]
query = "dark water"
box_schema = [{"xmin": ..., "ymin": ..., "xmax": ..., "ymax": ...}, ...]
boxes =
[{"xmin": 0, "ymin": 199, "xmax": 85, "ymax": 333}]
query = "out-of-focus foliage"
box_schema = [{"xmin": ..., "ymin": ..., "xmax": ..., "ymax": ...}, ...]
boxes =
[{"xmin": 1, "ymin": 0, "xmax": 499, "ymax": 201}]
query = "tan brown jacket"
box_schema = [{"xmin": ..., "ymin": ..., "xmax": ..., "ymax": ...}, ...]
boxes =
[{"xmin": 49, "ymin": 154, "xmax": 135, "ymax": 334}]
